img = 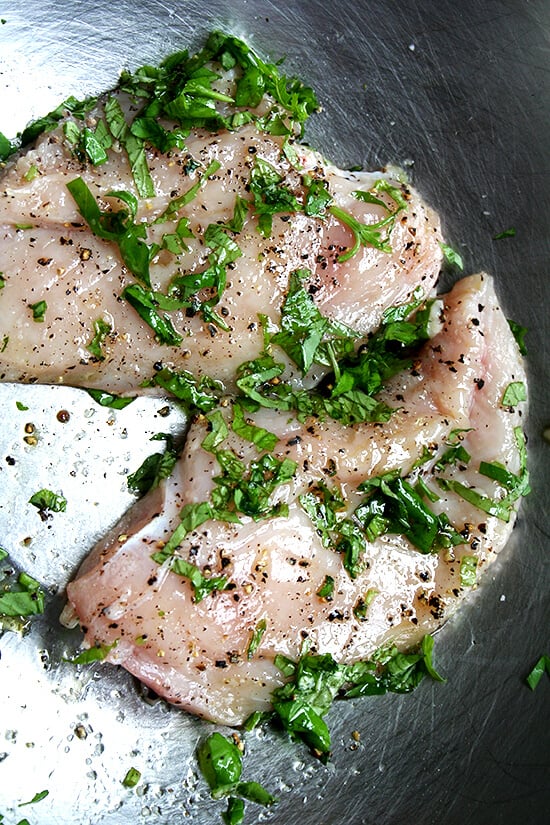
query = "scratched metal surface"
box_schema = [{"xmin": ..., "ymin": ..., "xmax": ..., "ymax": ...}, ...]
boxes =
[{"xmin": 0, "ymin": 0, "xmax": 549, "ymax": 823}]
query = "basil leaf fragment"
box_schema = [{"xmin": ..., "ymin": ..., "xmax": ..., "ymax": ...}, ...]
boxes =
[
  {"xmin": 127, "ymin": 439, "xmax": 177, "ymax": 496},
  {"xmin": 66, "ymin": 640, "xmax": 117, "ymax": 664},
  {"xmin": 501, "ymin": 381, "xmax": 526, "ymax": 408},
  {"xmin": 29, "ymin": 300, "xmax": 47, "ymax": 322},
  {"xmin": 197, "ymin": 731, "xmax": 277, "ymax": 821},
  {"xmin": 86, "ymin": 318, "xmax": 111, "ymax": 360},
  {"xmin": 507, "ymin": 319, "xmax": 528, "ymax": 355},
  {"xmin": 439, "ymin": 242, "xmax": 464, "ymax": 270},
  {"xmin": 18, "ymin": 790, "xmax": 49, "ymax": 807},
  {"xmin": 459, "ymin": 555, "xmax": 478, "ymax": 587},
  {"xmin": 0, "ymin": 554, "xmax": 45, "ymax": 618},
  {"xmin": 122, "ymin": 767, "xmax": 141, "ymax": 788},
  {"xmin": 526, "ymin": 655, "xmax": 550, "ymax": 691},
  {"xmin": 271, "ymin": 636, "xmax": 443, "ymax": 757},
  {"xmin": 437, "ymin": 426, "xmax": 529, "ymax": 523},
  {"xmin": 493, "ymin": 227, "xmax": 516, "ymax": 240},
  {"xmin": 29, "ymin": 489, "xmax": 67, "ymax": 515},
  {"xmin": 85, "ymin": 388, "xmax": 136, "ymax": 409}
]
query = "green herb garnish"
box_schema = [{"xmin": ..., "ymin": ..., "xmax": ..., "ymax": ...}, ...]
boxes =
[
  {"xmin": 526, "ymin": 655, "xmax": 550, "ymax": 691},
  {"xmin": 197, "ymin": 731, "xmax": 276, "ymax": 824},
  {"xmin": 29, "ymin": 300, "xmax": 47, "ymax": 322},
  {"xmin": 459, "ymin": 555, "xmax": 478, "ymax": 587},
  {"xmin": 493, "ymin": 227, "xmax": 516, "ymax": 240},
  {"xmin": 86, "ymin": 317, "xmax": 112, "ymax": 360},
  {"xmin": 501, "ymin": 381, "xmax": 526, "ymax": 408},
  {"xmin": 29, "ymin": 489, "xmax": 67, "ymax": 515},
  {"xmin": 439, "ymin": 242, "xmax": 464, "ymax": 270},
  {"xmin": 122, "ymin": 767, "xmax": 141, "ymax": 788},
  {"xmin": 127, "ymin": 437, "xmax": 177, "ymax": 495}
]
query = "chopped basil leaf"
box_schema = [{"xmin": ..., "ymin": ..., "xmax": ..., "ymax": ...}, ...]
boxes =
[
  {"xmin": 249, "ymin": 157, "xmax": 301, "ymax": 237},
  {"xmin": 507, "ymin": 319, "xmax": 528, "ymax": 355},
  {"xmin": 231, "ymin": 402, "xmax": 278, "ymax": 452},
  {"xmin": 29, "ymin": 300, "xmax": 47, "ymax": 322},
  {"xmin": 353, "ymin": 588, "xmax": 378, "ymax": 620},
  {"xmin": 439, "ymin": 242, "xmax": 464, "ymax": 270},
  {"xmin": 271, "ymin": 636, "xmax": 443, "ymax": 757},
  {"xmin": 23, "ymin": 164, "xmax": 39, "ymax": 182},
  {"xmin": 1, "ymin": 335, "xmax": 9, "ymax": 352},
  {"xmin": 67, "ymin": 177, "xmax": 156, "ymax": 287},
  {"xmin": 202, "ymin": 410, "xmax": 230, "ymax": 453},
  {"xmin": 122, "ymin": 284, "xmax": 182, "ymax": 346},
  {"xmin": 329, "ymin": 204, "xmax": 394, "ymax": 261},
  {"xmin": 80, "ymin": 126, "xmax": 109, "ymax": 165},
  {"xmin": 0, "ymin": 130, "xmax": 15, "ymax": 160},
  {"xmin": 222, "ymin": 797, "xmax": 245, "ymax": 825},
  {"xmin": 434, "ymin": 443, "xmax": 471, "ymax": 472},
  {"xmin": 16, "ymin": 401, "xmax": 29, "ymax": 411},
  {"xmin": 0, "ymin": 559, "xmax": 45, "ymax": 618},
  {"xmin": 86, "ymin": 318, "xmax": 111, "ymax": 360},
  {"xmin": 127, "ymin": 441, "xmax": 177, "ymax": 495},
  {"xmin": 198, "ymin": 733, "xmax": 243, "ymax": 793},
  {"xmin": 246, "ymin": 618, "xmax": 267, "ymax": 659},
  {"xmin": 122, "ymin": 767, "xmax": 141, "ymax": 788},
  {"xmin": 271, "ymin": 268, "xmax": 357, "ymax": 374},
  {"xmin": 105, "ymin": 96, "xmax": 155, "ymax": 197},
  {"xmin": 437, "ymin": 427, "xmax": 529, "ymax": 522},
  {"xmin": 18, "ymin": 95, "xmax": 97, "ymax": 148},
  {"xmin": 18, "ymin": 790, "xmax": 49, "ymax": 807},
  {"xmin": 197, "ymin": 729, "xmax": 277, "ymax": 822},
  {"xmin": 154, "ymin": 159, "xmax": 221, "ymax": 223},
  {"xmin": 501, "ymin": 381, "xmax": 526, "ymax": 407},
  {"xmin": 526, "ymin": 654, "xmax": 550, "ymax": 691},
  {"xmin": 0, "ymin": 273, "xmax": 5, "ymax": 289},
  {"xmin": 355, "ymin": 474, "xmax": 464, "ymax": 556},
  {"xmin": 152, "ymin": 549, "xmax": 228, "ymax": 603},
  {"xmin": 316, "ymin": 575, "xmax": 335, "ymax": 600},
  {"xmin": 66, "ymin": 640, "xmax": 117, "ymax": 664},
  {"xmin": 414, "ymin": 476, "xmax": 440, "ymax": 503},
  {"xmin": 29, "ymin": 489, "xmax": 67, "ymax": 514},
  {"xmin": 460, "ymin": 555, "xmax": 478, "ymax": 587},
  {"xmin": 493, "ymin": 227, "xmax": 516, "ymax": 240},
  {"xmin": 85, "ymin": 388, "xmax": 136, "ymax": 409},
  {"xmin": 149, "ymin": 366, "xmax": 221, "ymax": 413}
]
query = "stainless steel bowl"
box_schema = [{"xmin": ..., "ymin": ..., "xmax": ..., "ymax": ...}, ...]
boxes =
[{"xmin": 1, "ymin": 2, "xmax": 549, "ymax": 823}]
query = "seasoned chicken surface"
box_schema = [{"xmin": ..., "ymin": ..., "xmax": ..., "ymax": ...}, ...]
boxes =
[
  {"xmin": 66, "ymin": 275, "xmax": 527, "ymax": 725},
  {"xmin": 1, "ymin": 34, "xmax": 528, "ymax": 730},
  {"xmin": 0, "ymin": 106, "xmax": 442, "ymax": 393}
]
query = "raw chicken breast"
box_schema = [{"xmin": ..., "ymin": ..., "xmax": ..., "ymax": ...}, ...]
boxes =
[
  {"xmin": 66, "ymin": 273, "xmax": 527, "ymax": 725},
  {"xmin": 0, "ymin": 96, "xmax": 442, "ymax": 393}
]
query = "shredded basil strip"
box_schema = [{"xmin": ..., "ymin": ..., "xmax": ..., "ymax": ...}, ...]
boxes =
[
  {"xmin": 501, "ymin": 381, "xmax": 526, "ymax": 407},
  {"xmin": 270, "ymin": 636, "xmax": 443, "ymax": 757},
  {"xmin": 122, "ymin": 284, "xmax": 183, "ymax": 346},
  {"xmin": 0, "ymin": 554, "xmax": 45, "ymax": 618},
  {"xmin": 127, "ymin": 439, "xmax": 177, "ymax": 496},
  {"xmin": 246, "ymin": 618, "xmax": 267, "ymax": 659},
  {"xmin": 86, "ymin": 318, "xmax": 111, "ymax": 360},
  {"xmin": 436, "ymin": 426, "xmax": 529, "ymax": 522},
  {"xmin": 439, "ymin": 242, "xmax": 464, "ymax": 270},
  {"xmin": 29, "ymin": 489, "xmax": 67, "ymax": 514},
  {"xmin": 29, "ymin": 300, "xmax": 47, "ymax": 322},
  {"xmin": 65, "ymin": 640, "xmax": 117, "ymax": 664},
  {"xmin": 85, "ymin": 388, "xmax": 136, "ymax": 409},
  {"xmin": 459, "ymin": 555, "xmax": 478, "ymax": 587},
  {"xmin": 122, "ymin": 767, "xmax": 141, "ymax": 789},
  {"xmin": 197, "ymin": 731, "xmax": 277, "ymax": 819},
  {"xmin": 104, "ymin": 96, "xmax": 155, "ymax": 197},
  {"xmin": 526, "ymin": 655, "xmax": 550, "ymax": 691}
]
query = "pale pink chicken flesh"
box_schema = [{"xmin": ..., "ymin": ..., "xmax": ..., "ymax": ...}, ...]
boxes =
[
  {"xmin": 66, "ymin": 274, "xmax": 527, "ymax": 725},
  {"xmin": 0, "ymin": 97, "xmax": 443, "ymax": 394}
]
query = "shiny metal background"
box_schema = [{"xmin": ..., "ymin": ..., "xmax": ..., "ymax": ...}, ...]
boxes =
[{"xmin": 1, "ymin": 1, "xmax": 549, "ymax": 823}]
